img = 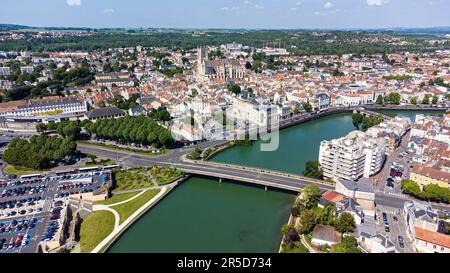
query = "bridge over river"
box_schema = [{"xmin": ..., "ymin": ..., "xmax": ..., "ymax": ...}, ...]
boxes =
[{"xmin": 77, "ymin": 144, "xmax": 335, "ymax": 193}]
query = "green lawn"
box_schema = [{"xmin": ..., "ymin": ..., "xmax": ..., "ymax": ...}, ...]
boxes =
[
  {"xmin": 3, "ymin": 165, "xmax": 43, "ymax": 176},
  {"xmin": 111, "ymin": 189, "xmax": 161, "ymax": 224},
  {"xmin": 77, "ymin": 141, "xmax": 167, "ymax": 157},
  {"xmin": 150, "ymin": 166, "xmax": 184, "ymax": 186},
  {"xmin": 79, "ymin": 210, "xmax": 115, "ymax": 253},
  {"xmin": 113, "ymin": 168, "xmax": 156, "ymax": 192},
  {"xmin": 94, "ymin": 192, "xmax": 140, "ymax": 205},
  {"xmin": 281, "ymin": 242, "xmax": 310, "ymax": 253}
]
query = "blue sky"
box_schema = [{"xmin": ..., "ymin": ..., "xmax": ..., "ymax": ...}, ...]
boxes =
[{"xmin": 1, "ymin": 0, "xmax": 450, "ymax": 29}]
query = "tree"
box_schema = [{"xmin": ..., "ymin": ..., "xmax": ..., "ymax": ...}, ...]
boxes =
[
  {"xmin": 384, "ymin": 92, "xmax": 401, "ymax": 105},
  {"xmin": 302, "ymin": 102, "xmax": 312, "ymax": 112},
  {"xmin": 303, "ymin": 161, "xmax": 323, "ymax": 180},
  {"xmin": 376, "ymin": 95, "xmax": 383, "ymax": 105},
  {"xmin": 36, "ymin": 123, "xmax": 48, "ymax": 133},
  {"xmin": 334, "ymin": 212, "xmax": 356, "ymax": 234},
  {"xmin": 227, "ymin": 83, "xmax": 241, "ymax": 95},
  {"xmin": 410, "ymin": 96, "xmax": 418, "ymax": 105},
  {"xmin": 352, "ymin": 113, "xmax": 364, "ymax": 129},
  {"xmin": 432, "ymin": 95, "xmax": 438, "ymax": 105},
  {"xmin": 281, "ymin": 224, "xmax": 294, "ymax": 235},
  {"xmin": 332, "ymin": 236, "xmax": 360, "ymax": 253},
  {"xmin": 3, "ymin": 135, "xmax": 77, "ymax": 170},
  {"xmin": 401, "ymin": 180, "xmax": 421, "ymax": 196},
  {"xmin": 422, "ymin": 94, "xmax": 431, "ymax": 105},
  {"xmin": 297, "ymin": 210, "xmax": 317, "ymax": 234},
  {"xmin": 301, "ymin": 185, "xmax": 322, "ymax": 209},
  {"xmin": 188, "ymin": 147, "xmax": 201, "ymax": 160},
  {"xmin": 318, "ymin": 204, "xmax": 336, "ymax": 225}
]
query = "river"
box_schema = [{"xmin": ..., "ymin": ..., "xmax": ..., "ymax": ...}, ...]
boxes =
[{"xmin": 108, "ymin": 109, "xmax": 445, "ymax": 253}]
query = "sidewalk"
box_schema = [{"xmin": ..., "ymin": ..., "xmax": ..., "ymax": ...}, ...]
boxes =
[{"xmin": 90, "ymin": 186, "xmax": 168, "ymax": 253}]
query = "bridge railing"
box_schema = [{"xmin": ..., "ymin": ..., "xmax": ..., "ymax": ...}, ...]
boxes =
[
  {"xmin": 182, "ymin": 156, "xmax": 335, "ymax": 187},
  {"xmin": 181, "ymin": 169, "xmax": 304, "ymax": 192}
]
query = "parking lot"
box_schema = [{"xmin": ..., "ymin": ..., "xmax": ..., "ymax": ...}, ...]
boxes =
[{"xmin": 0, "ymin": 169, "xmax": 111, "ymax": 253}]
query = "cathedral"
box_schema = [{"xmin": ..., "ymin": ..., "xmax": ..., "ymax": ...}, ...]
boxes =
[{"xmin": 196, "ymin": 47, "xmax": 246, "ymax": 82}]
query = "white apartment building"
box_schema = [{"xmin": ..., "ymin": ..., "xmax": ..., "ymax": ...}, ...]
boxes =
[
  {"xmin": 319, "ymin": 131, "xmax": 386, "ymax": 181},
  {"xmin": 335, "ymin": 93, "xmax": 362, "ymax": 107},
  {"xmin": 0, "ymin": 67, "xmax": 11, "ymax": 76},
  {"xmin": 20, "ymin": 66, "xmax": 34, "ymax": 74},
  {"xmin": 0, "ymin": 97, "xmax": 88, "ymax": 117}
]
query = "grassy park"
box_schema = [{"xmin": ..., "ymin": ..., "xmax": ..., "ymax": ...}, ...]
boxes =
[
  {"xmin": 3, "ymin": 165, "xmax": 42, "ymax": 176},
  {"xmin": 111, "ymin": 189, "xmax": 161, "ymax": 224},
  {"xmin": 78, "ymin": 210, "xmax": 115, "ymax": 253},
  {"xmin": 94, "ymin": 192, "xmax": 140, "ymax": 205},
  {"xmin": 112, "ymin": 166, "xmax": 184, "ymax": 192}
]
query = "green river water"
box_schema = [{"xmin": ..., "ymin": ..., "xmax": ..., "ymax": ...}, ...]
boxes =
[{"xmin": 108, "ymin": 109, "xmax": 444, "ymax": 253}]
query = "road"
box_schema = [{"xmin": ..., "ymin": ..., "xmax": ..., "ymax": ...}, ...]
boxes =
[{"xmin": 77, "ymin": 143, "xmax": 336, "ymax": 192}]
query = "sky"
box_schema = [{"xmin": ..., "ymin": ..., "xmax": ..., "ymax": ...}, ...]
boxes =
[{"xmin": 1, "ymin": 0, "xmax": 450, "ymax": 29}]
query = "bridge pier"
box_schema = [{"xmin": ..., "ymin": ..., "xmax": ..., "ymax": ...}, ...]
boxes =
[
  {"xmin": 219, "ymin": 178, "xmax": 223, "ymax": 183},
  {"xmin": 265, "ymin": 186, "xmax": 268, "ymax": 191}
]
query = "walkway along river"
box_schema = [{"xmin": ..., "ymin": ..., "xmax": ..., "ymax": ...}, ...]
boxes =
[{"xmin": 108, "ymin": 109, "xmax": 445, "ymax": 253}]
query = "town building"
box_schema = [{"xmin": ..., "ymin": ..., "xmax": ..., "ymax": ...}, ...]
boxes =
[
  {"xmin": 319, "ymin": 131, "xmax": 386, "ymax": 181},
  {"xmin": 311, "ymin": 225, "xmax": 341, "ymax": 247},
  {"xmin": 196, "ymin": 47, "xmax": 246, "ymax": 82},
  {"xmin": 84, "ymin": 107, "xmax": 126, "ymax": 121},
  {"xmin": 404, "ymin": 201, "xmax": 450, "ymax": 253}
]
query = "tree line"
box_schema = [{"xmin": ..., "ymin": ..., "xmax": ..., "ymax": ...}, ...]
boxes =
[
  {"xmin": 352, "ymin": 112, "xmax": 383, "ymax": 131},
  {"xmin": 402, "ymin": 180, "xmax": 450, "ymax": 203},
  {"xmin": 3, "ymin": 135, "xmax": 77, "ymax": 170},
  {"xmin": 83, "ymin": 115, "xmax": 173, "ymax": 148},
  {"xmin": 1, "ymin": 31, "xmax": 448, "ymax": 56}
]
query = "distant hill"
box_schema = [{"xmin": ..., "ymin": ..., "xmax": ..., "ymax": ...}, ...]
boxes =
[
  {"xmin": 0, "ymin": 24, "xmax": 92, "ymax": 31},
  {"xmin": 0, "ymin": 24, "xmax": 32, "ymax": 31},
  {"xmin": 0, "ymin": 23, "xmax": 449, "ymax": 35},
  {"xmin": 366, "ymin": 26, "xmax": 450, "ymax": 35}
]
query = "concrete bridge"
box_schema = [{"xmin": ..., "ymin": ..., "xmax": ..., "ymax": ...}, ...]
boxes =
[
  {"xmin": 357, "ymin": 109, "xmax": 393, "ymax": 121},
  {"xmin": 77, "ymin": 144, "xmax": 335, "ymax": 193},
  {"xmin": 78, "ymin": 143, "xmax": 450, "ymax": 211}
]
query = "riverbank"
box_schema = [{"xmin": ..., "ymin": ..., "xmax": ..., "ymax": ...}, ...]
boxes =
[{"xmin": 106, "ymin": 108, "xmax": 446, "ymax": 253}]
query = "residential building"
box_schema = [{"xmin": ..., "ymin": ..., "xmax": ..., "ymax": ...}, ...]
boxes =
[
  {"xmin": 358, "ymin": 233, "xmax": 397, "ymax": 253},
  {"xmin": 311, "ymin": 225, "xmax": 341, "ymax": 246},
  {"xmin": 410, "ymin": 165, "xmax": 450, "ymax": 189},
  {"xmin": 319, "ymin": 131, "xmax": 386, "ymax": 181},
  {"xmin": 404, "ymin": 201, "xmax": 450, "ymax": 253}
]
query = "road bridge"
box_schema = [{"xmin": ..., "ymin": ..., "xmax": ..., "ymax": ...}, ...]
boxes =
[{"xmin": 77, "ymin": 144, "xmax": 335, "ymax": 193}]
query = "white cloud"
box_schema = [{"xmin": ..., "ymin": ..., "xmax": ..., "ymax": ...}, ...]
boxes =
[
  {"xmin": 243, "ymin": 0, "xmax": 251, "ymax": 4},
  {"xmin": 314, "ymin": 11, "xmax": 326, "ymax": 16},
  {"xmin": 295, "ymin": 1, "xmax": 302, "ymax": 5},
  {"xmin": 290, "ymin": 7, "xmax": 298, "ymax": 11},
  {"xmin": 221, "ymin": 6, "xmax": 240, "ymax": 11},
  {"xmin": 103, "ymin": 9, "xmax": 114, "ymax": 14},
  {"xmin": 324, "ymin": 2, "xmax": 334, "ymax": 9},
  {"xmin": 66, "ymin": 0, "xmax": 81, "ymax": 6},
  {"xmin": 254, "ymin": 4, "xmax": 264, "ymax": 10},
  {"xmin": 366, "ymin": 0, "xmax": 389, "ymax": 6}
]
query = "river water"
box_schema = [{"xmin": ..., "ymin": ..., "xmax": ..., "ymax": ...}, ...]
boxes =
[{"xmin": 108, "ymin": 109, "xmax": 444, "ymax": 253}]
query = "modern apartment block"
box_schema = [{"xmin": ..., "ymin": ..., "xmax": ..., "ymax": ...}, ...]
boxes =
[{"xmin": 319, "ymin": 131, "xmax": 386, "ymax": 181}]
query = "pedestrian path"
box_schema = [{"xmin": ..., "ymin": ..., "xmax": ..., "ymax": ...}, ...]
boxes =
[
  {"xmin": 90, "ymin": 186, "xmax": 168, "ymax": 253},
  {"xmin": 385, "ymin": 192, "xmax": 405, "ymax": 199},
  {"xmin": 42, "ymin": 197, "xmax": 53, "ymax": 212}
]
